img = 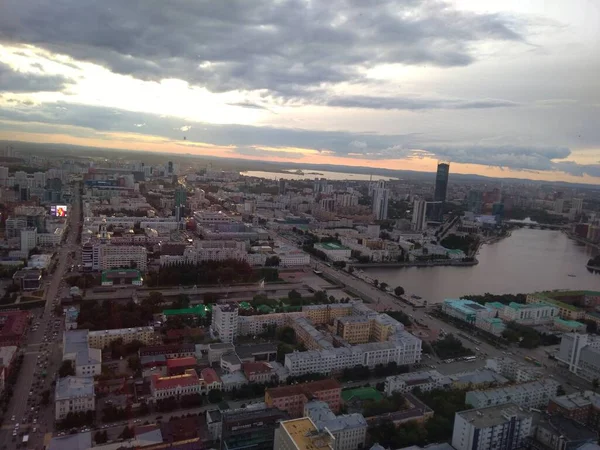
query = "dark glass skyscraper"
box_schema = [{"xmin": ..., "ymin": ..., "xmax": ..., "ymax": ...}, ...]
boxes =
[{"xmin": 433, "ymin": 162, "xmax": 450, "ymax": 221}]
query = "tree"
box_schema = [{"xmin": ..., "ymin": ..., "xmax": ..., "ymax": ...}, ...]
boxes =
[
  {"xmin": 58, "ymin": 360, "xmax": 75, "ymax": 378},
  {"xmin": 127, "ymin": 355, "xmax": 142, "ymax": 376},
  {"xmin": 379, "ymin": 282, "xmax": 388, "ymax": 291},
  {"xmin": 288, "ymin": 289, "xmax": 302, "ymax": 301},
  {"xmin": 265, "ymin": 256, "xmax": 281, "ymax": 267},
  {"xmin": 276, "ymin": 326, "xmax": 296, "ymax": 345},
  {"xmin": 95, "ymin": 431, "xmax": 108, "ymax": 444},
  {"xmin": 41, "ymin": 389, "xmax": 50, "ymax": 406},
  {"xmin": 373, "ymin": 279, "xmax": 379, "ymax": 287},
  {"xmin": 593, "ymin": 378, "xmax": 599, "ymax": 392},
  {"xmin": 394, "ymin": 286, "xmax": 405, "ymax": 296},
  {"xmin": 208, "ymin": 389, "xmax": 223, "ymax": 404},
  {"xmin": 120, "ymin": 426, "xmax": 134, "ymax": 440}
]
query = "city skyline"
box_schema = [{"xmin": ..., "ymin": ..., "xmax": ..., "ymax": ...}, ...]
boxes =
[{"xmin": 1, "ymin": 1, "xmax": 600, "ymax": 184}]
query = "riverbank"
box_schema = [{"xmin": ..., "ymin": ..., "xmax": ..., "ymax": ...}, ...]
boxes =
[
  {"xmin": 566, "ymin": 231, "xmax": 600, "ymax": 251},
  {"xmin": 352, "ymin": 259, "xmax": 478, "ymax": 269}
]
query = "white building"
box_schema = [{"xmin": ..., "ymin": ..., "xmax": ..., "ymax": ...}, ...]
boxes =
[
  {"xmin": 62, "ymin": 330, "xmax": 102, "ymax": 377},
  {"xmin": 211, "ymin": 304, "xmax": 239, "ymax": 344},
  {"xmin": 304, "ymin": 400, "xmax": 367, "ymax": 450},
  {"xmin": 314, "ymin": 242, "xmax": 352, "ymax": 262},
  {"xmin": 284, "ymin": 334, "xmax": 421, "ymax": 377},
  {"xmin": 452, "ymin": 403, "xmax": 532, "ymax": 450},
  {"xmin": 557, "ymin": 333, "xmax": 600, "ymax": 381},
  {"xmin": 411, "ymin": 200, "xmax": 427, "ymax": 232},
  {"xmin": 385, "ymin": 370, "xmax": 447, "ymax": 395},
  {"xmin": 20, "ymin": 227, "xmax": 37, "ymax": 251},
  {"xmin": 485, "ymin": 357, "xmax": 543, "ymax": 383},
  {"xmin": 55, "ymin": 376, "xmax": 95, "ymax": 420},
  {"xmin": 238, "ymin": 312, "xmax": 306, "ymax": 337},
  {"xmin": 465, "ymin": 379, "xmax": 560, "ymax": 409},
  {"xmin": 88, "ymin": 326, "xmax": 154, "ymax": 349},
  {"xmin": 500, "ymin": 302, "xmax": 558, "ymax": 325}
]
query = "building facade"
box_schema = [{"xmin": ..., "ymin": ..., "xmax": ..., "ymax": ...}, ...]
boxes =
[
  {"xmin": 265, "ymin": 379, "xmax": 341, "ymax": 418},
  {"xmin": 55, "ymin": 376, "xmax": 95, "ymax": 420},
  {"xmin": 465, "ymin": 379, "xmax": 560, "ymax": 410}
]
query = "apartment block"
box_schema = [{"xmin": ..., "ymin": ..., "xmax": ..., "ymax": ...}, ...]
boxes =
[
  {"xmin": 87, "ymin": 326, "xmax": 154, "ymax": 349},
  {"xmin": 452, "ymin": 403, "xmax": 532, "ymax": 450},
  {"xmin": 303, "ymin": 304, "xmax": 353, "ymax": 325},
  {"xmin": 465, "ymin": 379, "xmax": 560, "ymax": 409},
  {"xmin": 334, "ymin": 316, "xmax": 373, "ymax": 345},
  {"xmin": 211, "ymin": 303, "xmax": 239, "ymax": 344},
  {"xmin": 265, "ymin": 379, "xmax": 341, "ymax": 418},
  {"xmin": 238, "ymin": 312, "xmax": 306, "ymax": 337}
]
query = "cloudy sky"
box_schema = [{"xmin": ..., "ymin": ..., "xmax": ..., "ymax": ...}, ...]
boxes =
[{"xmin": 1, "ymin": 0, "xmax": 600, "ymax": 182}]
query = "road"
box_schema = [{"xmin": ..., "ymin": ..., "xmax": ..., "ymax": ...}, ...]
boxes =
[{"xmin": 0, "ymin": 187, "xmax": 81, "ymax": 450}]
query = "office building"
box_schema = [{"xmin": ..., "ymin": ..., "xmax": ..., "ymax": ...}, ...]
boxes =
[
  {"xmin": 451, "ymin": 403, "xmax": 532, "ymax": 450},
  {"xmin": 465, "ymin": 379, "xmax": 560, "ymax": 409},
  {"xmin": 304, "ymin": 401, "xmax": 367, "ymax": 450},
  {"xmin": 221, "ymin": 406, "xmax": 289, "ymax": 450},
  {"xmin": 433, "ymin": 162, "xmax": 449, "ymax": 221},
  {"xmin": 557, "ymin": 333, "xmax": 600, "ymax": 382},
  {"xmin": 55, "ymin": 376, "xmax": 95, "ymax": 420},
  {"xmin": 274, "ymin": 417, "xmax": 334, "ymax": 450},
  {"xmin": 211, "ymin": 303, "xmax": 239, "ymax": 344},
  {"xmin": 411, "ymin": 199, "xmax": 427, "ymax": 231},
  {"xmin": 265, "ymin": 379, "xmax": 341, "ymax": 418},
  {"xmin": 20, "ymin": 227, "xmax": 37, "ymax": 251},
  {"xmin": 385, "ymin": 370, "xmax": 447, "ymax": 395},
  {"xmin": 87, "ymin": 326, "xmax": 154, "ymax": 349},
  {"xmin": 279, "ymin": 178, "xmax": 287, "ymax": 195},
  {"xmin": 573, "ymin": 198, "xmax": 584, "ymax": 215},
  {"xmin": 372, "ymin": 181, "xmax": 389, "ymax": 220},
  {"xmin": 468, "ymin": 190, "xmax": 483, "ymax": 214},
  {"xmin": 174, "ymin": 187, "xmax": 187, "ymax": 207}
]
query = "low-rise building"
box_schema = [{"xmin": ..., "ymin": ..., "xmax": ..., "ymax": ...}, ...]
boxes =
[
  {"xmin": 448, "ymin": 369, "xmax": 510, "ymax": 389},
  {"xmin": 166, "ymin": 356, "xmax": 197, "ymax": 376},
  {"xmin": 548, "ymin": 391, "xmax": 600, "ymax": 430},
  {"xmin": 242, "ymin": 361, "xmax": 277, "ymax": 384},
  {"xmin": 200, "ymin": 368, "xmax": 222, "ymax": 391},
  {"xmin": 385, "ymin": 370, "xmax": 448, "ymax": 395},
  {"xmin": 0, "ymin": 310, "xmax": 30, "ymax": 346},
  {"xmin": 274, "ymin": 417, "xmax": 335, "ymax": 450},
  {"xmin": 532, "ymin": 415, "xmax": 598, "ymax": 450},
  {"xmin": 465, "ymin": 379, "xmax": 560, "ymax": 409},
  {"xmin": 304, "ymin": 400, "xmax": 367, "ymax": 450},
  {"xmin": 554, "ymin": 317, "xmax": 586, "ymax": 333},
  {"xmin": 314, "ymin": 242, "xmax": 351, "ymax": 261},
  {"xmin": 500, "ymin": 302, "xmax": 558, "ymax": 325},
  {"xmin": 557, "ymin": 333, "xmax": 600, "ymax": 382},
  {"xmin": 223, "ymin": 406, "xmax": 290, "ymax": 450},
  {"xmin": 442, "ymin": 299, "xmax": 493, "ymax": 324},
  {"xmin": 62, "ymin": 330, "xmax": 102, "ymax": 377},
  {"xmin": 451, "ymin": 403, "xmax": 532, "ymax": 450},
  {"xmin": 87, "ymin": 326, "xmax": 154, "ymax": 349},
  {"xmin": 150, "ymin": 369, "xmax": 203, "ymax": 401},
  {"xmin": 265, "ymin": 379, "xmax": 342, "ymax": 418},
  {"xmin": 485, "ymin": 357, "xmax": 543, "ymax": 383},
  {"xmin": 55, "ymin": 376, "xmax": 95, "ymax": 420}
]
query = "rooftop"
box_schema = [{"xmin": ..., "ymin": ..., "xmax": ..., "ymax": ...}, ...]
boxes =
[
  {"xmin": 317, "ymin": 242, "xmax": 350, "ymax": 251},
  {"xmin": 48, "ymin": 432, "xmax": 92, "ymax": 450},
  {"xmin": 55, "ymin": 376, "xmax": 95, "ymax": 400},
  {"xmin": 280, "ymin": 417, "xmax": 332, "ymax": 450},
  {"xmin": 166, "ymin": 356, "xmax": 197, "ymax": 369},
  {"xmin": 341, "ymin": 387, "xmax": 383, "ymax": 403},
  {"xmin": 162, "ymin": 304, "xmax": 208, "ymax": 317},
  {"xmin": 235, "ymin": 342, "xmax": 277, "ymax": 359},
  {"xmin": 151, "ymin": 369, "xmax": 201, "ymax": 391},
  {"xmin": 450, "ymin": 369, "xmax": 510, "ymax": 386},
  {"xmin": 538, "ymin": 414, "xmax": 598, "ymax": 441},
  {"xmin": 457, "ymin": 403, "xmax": 531, "ymax": 428},
  {"xmin": 243, "ymin": 361, "xmax": 273, "ymax": 377},
  {"xmin": 101, "ymin": 269, "xmax": 142, "ymax": 281},
  {"xmin": 88, "ymin": 326, "xmax": 153, "ymax": 337},
  {"xmin": 551, "ymin": 391, "xmax": 600, "ymax": 410},
  {"xmin": 201, "ymin": 368, "xmax": 221, "ymax": 385}
]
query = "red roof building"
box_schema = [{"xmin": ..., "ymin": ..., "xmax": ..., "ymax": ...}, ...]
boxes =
[
  {"xmin": 265, "ymin": 379, "xmax": 341, "ymax": 418},
  {"xmin": 150, "ymin": 369, "xmax": 203, "ymax": 401},
  {"xmin": 166, "ymin": 356, "xmax": 197, "ymax": 376},
  {"xmin": 200, "ymin": 368, "xmax": 222, "ymax": 391},
  {"xmin": 0, "ymin": 311, "xmax": 30, "ymax": 346},
  {"xmin": 242, "ymin": 361, "xmax": 275, "ymax": 384}
]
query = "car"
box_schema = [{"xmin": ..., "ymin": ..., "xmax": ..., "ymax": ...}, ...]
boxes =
[{"xmin": 11, "ymin": 415, "xmax": 15, "ymax": 421}]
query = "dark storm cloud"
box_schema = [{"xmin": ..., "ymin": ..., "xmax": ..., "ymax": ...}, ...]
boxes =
[
  {"xmin": 0, "ymin": 61, "xmax": 71, "ymax": 93},
  {"xmin": 0, "ymin": 0, "xmax": 524, "ymax": 97},
  {"xmin": 3, "ymin": 101, "xmax": 599, "ymax": 177},
  {"xmin": 326, "ymin": 95, "xmax": 520, "ymax": 110}
]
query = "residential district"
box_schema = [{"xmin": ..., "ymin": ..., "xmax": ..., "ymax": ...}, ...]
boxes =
[{"xmin": 0, "ymin": 146, "xmax": 599, "ymax": 450}]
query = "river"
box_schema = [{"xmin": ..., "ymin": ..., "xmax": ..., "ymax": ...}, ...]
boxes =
[
  {"xmin": 241, "ymin": 170, "xmax": 397, "ymax": 181},
  {"xmin": 363, "ymin": 228, "xmax": 600, "ymax": 304}
]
